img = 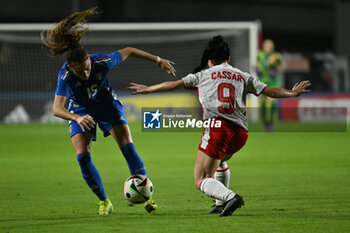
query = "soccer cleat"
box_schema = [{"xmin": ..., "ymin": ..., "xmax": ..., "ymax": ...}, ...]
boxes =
[
  {"xmin": 144, "ymin": 197, "xmax": 158, "ymax": 213},
  {"xmin": 219, "ymin": 194, "xmax": 244, "ymax": 217},
  {"xmin": 208, "ymin": 204, "xmax": 226, "ymax": 214},
  {"xmin": 98, "ymin": 198, "xmax": 113, "ymax": 215}
]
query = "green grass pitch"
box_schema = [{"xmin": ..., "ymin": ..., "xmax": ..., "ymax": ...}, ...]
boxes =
[{"xmin": 0, "ymin": 123, "xmax": 349, "ymax": 233}]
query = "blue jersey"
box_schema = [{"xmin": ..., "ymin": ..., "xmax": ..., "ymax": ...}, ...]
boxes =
[{"xmin": 55, "ymin": 51, "xmax": 123, "ymax": 106}]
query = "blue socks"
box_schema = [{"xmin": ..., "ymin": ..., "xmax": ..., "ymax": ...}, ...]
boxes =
[
  {"xmin": 77, "ymin": 153, "xmax": 107, "ymax": 201},
  {"xmin": 76, "ymin": 143, "xmax": 145, "ymax": 201},
  {"xmin": 121, "ymin": 143, "xmax": 147, "ymax": 175}
]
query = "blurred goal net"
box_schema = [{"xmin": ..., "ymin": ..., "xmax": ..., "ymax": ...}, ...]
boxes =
[{"xmin": 0, "ymin": 22, "xmax": 259, "ymax": 123}]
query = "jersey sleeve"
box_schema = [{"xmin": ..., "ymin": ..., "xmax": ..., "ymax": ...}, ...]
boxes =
[
  {"xmin": 182, "ymin": 72, "xmax": 201, "ymax": 87},
  {"xmin": 55, "ymin": 69, "xmax": 69, "ymax": 96},
  {"xmin": 108, "ymin": 51, "xmax": 123, "ymax": 68},
  {"xmin": 245, "ymin": 74, "xmax": 267, "ymax": 96}
]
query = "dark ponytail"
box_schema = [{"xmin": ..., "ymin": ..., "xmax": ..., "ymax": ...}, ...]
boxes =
[
  {"xmin": 192, "ymin": 35, "xmax": 230, "ymax": 73},
  {"xmin": 41, "ymin": 7, "xmax": 98, "ymax": 63},
  {"xmin": 192, "ymin": 50, "xmax": 210, "ymax": 73}
]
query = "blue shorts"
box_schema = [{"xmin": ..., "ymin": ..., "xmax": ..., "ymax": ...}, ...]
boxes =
[{"xmin": 68, "ymin": 99, "xmax": 128, "ymax": 141}]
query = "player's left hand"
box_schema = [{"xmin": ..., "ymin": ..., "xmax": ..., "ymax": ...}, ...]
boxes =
[
  {"xmin": 158, "ymin": 59, "xmax": 176, "ymax": 77},
  {"xmin": 292, "ymin": 80, "xmax": 312, "ymax": 96},
  {"xmin": 128, "ymin": 83, "xmax": 149, "ymax": 95}
]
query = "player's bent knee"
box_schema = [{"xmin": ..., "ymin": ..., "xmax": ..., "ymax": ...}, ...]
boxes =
[
  {"xmin": 71, "ymin": 133, "xmax": 92, "ymax": 154},
  {"xmin": 74, "ymin": 146, "xmax": 91, "ymax": 155},
  {"xmin": 119, "ymin": 138, "xmax": 133, "ymax": 148},
  {"xmin": 110, "ymin": 124, "xmax": 133, "ymax": 148},
  {"xmin": 74, "ymin": 146, "xmax": 90, "ymax": 154}
]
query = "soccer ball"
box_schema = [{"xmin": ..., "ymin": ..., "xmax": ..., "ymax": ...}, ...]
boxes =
[{"xmin": 123, "ymin": 175, "xmax": 154, "ymax": 204}]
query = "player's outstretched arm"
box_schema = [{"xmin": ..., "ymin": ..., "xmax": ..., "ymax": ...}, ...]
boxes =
[
  {"xmin": 53, "ymin": 95, "xmax": 95, "ymax": 131},
  {"xmin": 128, "ymin": 79, "xmax": 185, "ymax": 95},
  {"xmin": 118, "ymin": 47, "xmax": 176, "ymax": 77},
  {"xmin": 262, "ymin": 80, "xmax": 311, "ymax": 98}
]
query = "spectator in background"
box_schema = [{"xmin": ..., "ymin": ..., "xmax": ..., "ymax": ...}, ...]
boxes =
[{"xmin": 256, "ymin": 39, "xmax": 285, "ymax": 131}]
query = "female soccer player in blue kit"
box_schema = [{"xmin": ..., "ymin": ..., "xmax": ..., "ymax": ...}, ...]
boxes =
[{"xmin": 41, "ymin": 8, "xmax": 176, "ymax": 215}]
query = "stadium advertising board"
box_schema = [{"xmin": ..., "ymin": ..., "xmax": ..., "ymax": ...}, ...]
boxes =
[{"xmin": 279, "ymin": 94, "xmax": 350, "ymax": 122}]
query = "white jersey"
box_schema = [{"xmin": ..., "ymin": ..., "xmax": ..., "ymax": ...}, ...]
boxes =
[{"xmin": 182, "ymin": 63, "xmax": 267, "ymax": 130}]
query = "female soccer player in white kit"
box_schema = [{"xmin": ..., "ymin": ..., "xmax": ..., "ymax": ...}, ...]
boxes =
[{"xmin": 128, "ymin": 36, "xmax": 311, "ymax": 216}]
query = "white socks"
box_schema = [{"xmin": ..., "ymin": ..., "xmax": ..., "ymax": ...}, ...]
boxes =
[
  {"xmin": 214, "ymin": 163, "xmax": 230, "ymax": 206},
  {"xmin": 199, "ymin": 178, "xmax": 235, "ymax": 202}
]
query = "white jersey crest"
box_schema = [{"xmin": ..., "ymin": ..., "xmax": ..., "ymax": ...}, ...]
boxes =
[{"xmin": 183, "ymin": 63, "xmax": 267, "ymax": 130}]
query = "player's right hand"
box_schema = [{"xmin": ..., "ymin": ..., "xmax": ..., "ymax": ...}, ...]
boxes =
[
  {"xmin": 292, "ymin": 80, "xmax": 312, "ymax": 96},
  {"xmin": 75, "ymin": 114, "xmax": 96, "ymax": 131}
]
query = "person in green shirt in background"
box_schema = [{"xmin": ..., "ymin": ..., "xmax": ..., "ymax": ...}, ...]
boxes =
[{"xmin": 256, "ymin": 39, "xmax": 285, "ymax": 131}]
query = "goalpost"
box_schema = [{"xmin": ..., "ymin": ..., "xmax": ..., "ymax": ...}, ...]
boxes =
[{"xmin": 0, "ymin": 22, "xmax": 260, "ymax": 123}]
